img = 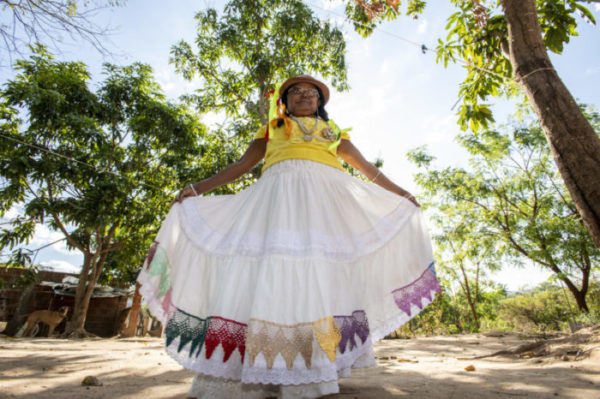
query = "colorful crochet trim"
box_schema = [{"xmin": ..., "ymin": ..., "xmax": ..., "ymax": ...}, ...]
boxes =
[
  {"xmin": 145, "ymin": 241, "xmax": 174, "ymax": 317},
  {"xmin": 392, "ymin": 262, "xmax": 440, "ymax": 316},
  {"xmin": 147, "ymin": 243, "xmax": 439, "ymax": 371},
  {"xmin": 334, "ymin": 310, "xmax": 369, "ymax": 354},
  {"xmin": 164, "ymin": 310, "xmax": 369, "ymax": 370}
]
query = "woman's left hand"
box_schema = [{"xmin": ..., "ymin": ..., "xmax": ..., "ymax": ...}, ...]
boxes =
[{"xmin": 403, "ymin": 193, "xmax": 421, "ymax": 207}]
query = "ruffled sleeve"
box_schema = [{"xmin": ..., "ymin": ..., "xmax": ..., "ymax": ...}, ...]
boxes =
[
  {"xmin": 340, "ymin": 129, "xmax": 351, "ymax": 141},
  {"xmin": 254, "ymin": 125, "xmax": 268, "ymax": 140}
]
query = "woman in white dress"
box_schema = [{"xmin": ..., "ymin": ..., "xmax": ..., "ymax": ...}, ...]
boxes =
[{"xmin": 137, "ymin": 75, "xmax": 440, "ymax": 399}]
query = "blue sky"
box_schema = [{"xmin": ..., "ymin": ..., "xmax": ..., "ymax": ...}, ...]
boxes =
[{"xmin": 1, "ymin": 0, "xmax": 599, "ymax": 290}]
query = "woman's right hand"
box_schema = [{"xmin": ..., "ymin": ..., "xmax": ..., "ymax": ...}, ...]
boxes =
[
  {"xmin": 171, "ymin": 185, "xmax": 199, "ymax": 206},
  {"xmin": 169, "ymin": 139, "xmax": 266, "ymax": 206}
]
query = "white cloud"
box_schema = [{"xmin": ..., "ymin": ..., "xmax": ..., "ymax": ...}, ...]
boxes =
[
  {"xmin": 40, "ymin": 260, "xmax": 81, "ymax": 274},
  {"xmin": 201, "ymin": 110, "xmax": 227, "ymax": 130},
  {"xmin": 422, "ymin": 113, "xmax": 460, "ymax": 145},
  {"xmin": 585, "ymin": 66, "xmax": 600, "ymax": 76},
  {"xmin": 153, "ymin": 65, "xmax": 203, "ymax": 100},
  {"xmin": 417, "ymin": 20, "xmax": 428, "ymax": 35},
  {"xmin": 316, "ymin": 0, "xmax": 345, "ymax": 11},
  {"xmin": 30, "ymin": 224, "xmax": 76, "ymax": 255},
  {"xmin": 379, "ymin": 60, "xmax": 391, "ymax": 75},
  {"xmin": 353, "ymin": 39, "xmax": 372, "ymax": 60},
  {"xmin": 595, "ymin": 4, "xmax": 600, "ymax": 11},
  {"xmin": 155, "ymin": 68, "xmax": 176, "ymax": 92},
  {"xmin": 492, "ymin": 265, "xmax": 553, "ymax": 292},
  {"xmin": 311, "ymin": 0, "xmax": 346, "ymax": 25},
  {"xmin": 3, "ymin": 206, "xmax": 21, "ymax": 219},
  {"xmin": 1, "ymin": 204, "xmax": 24, "ymax": 226},
  {"xmin": 0, "ymin": 207, "xmax": 78, "ymax": 257}
]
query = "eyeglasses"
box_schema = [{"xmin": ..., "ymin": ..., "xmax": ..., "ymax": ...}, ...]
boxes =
[{"xmin": 288, "ymin": 87, "xmax": 319, "ymax": 98}]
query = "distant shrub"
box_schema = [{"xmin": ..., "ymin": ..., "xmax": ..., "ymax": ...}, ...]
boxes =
[
  {"xmin": 497, "ymin": 288, "xmax": 570, "ymax": 332},
  {"xmin": 390, "ymin": 281, "xmax": 599, "ymax": 336}
]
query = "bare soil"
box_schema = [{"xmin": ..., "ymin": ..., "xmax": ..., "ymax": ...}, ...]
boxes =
[{"xmin": 1, "ymin": 326, "xmax": 599, "ymax": 399}]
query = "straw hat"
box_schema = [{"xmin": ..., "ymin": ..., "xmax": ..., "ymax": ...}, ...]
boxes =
[{"xmin": 279, "ymin": 75, "xmax": 330, "ymax": 104}]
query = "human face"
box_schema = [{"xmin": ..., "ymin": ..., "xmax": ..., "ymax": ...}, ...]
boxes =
[{"xmin": 285, "ymin": 82, "xmax": 320, "ymax": 117}]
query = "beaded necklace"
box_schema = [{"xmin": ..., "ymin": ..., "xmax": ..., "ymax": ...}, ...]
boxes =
[{"xmin": 289, "ymin": 115, "xmax": 319, "ymax": 142}]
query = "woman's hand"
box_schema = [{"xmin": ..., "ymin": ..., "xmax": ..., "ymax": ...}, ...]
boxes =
[
  {"xmin": 170, "ymin": 138, "xmax": 267, "ymax": 206},
  {"xmin": 402, "ymin": 193, "xmax": 421, "ymax": 207},
  {"xmin": 171, "ymin": 185, "xmax": 199, "ymax": 206},
  {"xmin": 338, "ymin": 140, "xmax": 421, "ymax": 208}
]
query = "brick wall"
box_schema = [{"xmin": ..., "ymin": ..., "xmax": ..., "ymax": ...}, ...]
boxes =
[
  {"xmin": 51, "ymin": 294, "xmax": 129, "ymax": 337},
  {"xmin": 0, "ymin": 267, "xmax": 75, "ymax": 321},
  {"xmin": 0, "ymin": 267, "xmax": 130, "ymax": 337}
]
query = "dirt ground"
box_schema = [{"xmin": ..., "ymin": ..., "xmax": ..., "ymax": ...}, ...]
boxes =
[{"xmin": 1, "ymin": 326, "xmax": 599, "ymax": 399}]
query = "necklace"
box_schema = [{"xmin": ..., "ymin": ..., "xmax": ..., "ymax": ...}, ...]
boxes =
[{"xmin": 289, "ymin": 115, "xmax": 319, "ymax": 141}]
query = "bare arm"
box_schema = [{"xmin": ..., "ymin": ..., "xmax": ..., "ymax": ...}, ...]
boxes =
[
  {"xmin": 337, "ymin": 140, "xmax": 420, "ymax": 207},
  {"xmin": 175, "ymin": 138, "xmax": 267, "ymax": 202}
]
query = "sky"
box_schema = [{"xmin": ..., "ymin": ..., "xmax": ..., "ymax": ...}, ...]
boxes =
[{"xmin": 1, "ymin": 0, "xmax": 599, "ymax": 290}]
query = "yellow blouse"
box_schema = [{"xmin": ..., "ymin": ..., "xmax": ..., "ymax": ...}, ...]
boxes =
[{"xmin": 254, "ymin": 117, "xmax": 351, "ymax": 172}]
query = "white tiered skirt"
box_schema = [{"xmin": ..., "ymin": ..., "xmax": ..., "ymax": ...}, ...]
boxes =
[{"xmin": 137, "ymin": 159, "xmax": 439, "ymax": 398}]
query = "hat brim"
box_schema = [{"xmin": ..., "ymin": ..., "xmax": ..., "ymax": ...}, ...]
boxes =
[{"xmin": 279, "ymin": 76, "xmax": 330, "ymax": 104}]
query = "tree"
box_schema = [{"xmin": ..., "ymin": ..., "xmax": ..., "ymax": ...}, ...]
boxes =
[
  {"xmin": 408, "ymin": 109, "xmax": 600, "ymax": 311},
  {"xmin": 170, "ymin": 0, "xmax": 348, "ymax": 135},
  {"xmin": 343, "ymin": 0, "xmax": 600, "ymax": 250},
  {"xmin": 0, "ymin": 0, "xmax": 124, "ymax": 62},
  {"xmin": 0, "ymin": 46, "xmax": 218, "ymax": 336},
  {"xmin": 431, "ymin": 212, "xmax": 501, "ymax": 331},
  {"xmin": 409, "ymin": 145, "xmax": 502, "ymax": 331}
]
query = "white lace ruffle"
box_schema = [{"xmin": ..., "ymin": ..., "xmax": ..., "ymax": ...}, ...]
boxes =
[
  {"xmin": 187, "ymin": 373, "xmax": 276, "ymax": 399},
  {"xmin": 187, "ymin": 373, "xmax": 340, "ymax": 399},
  {"xmin": 167, "ymin": 333, "xmax": 374, "ymax": 386},
  {"xmin": 137, "ymin": 159, "xmax": 438, "ymax": 387},
  {"xmin": 370, "ymin": 293, "xmax": 437, "ymax": 342},
  {"xmin": 177, "ymin": 159, "xmax": 418, "ymax": 260},
  {"xmin": 140, "ymin": 206, "xmax": 434, "ymax": 327},
  {"xmin": 179, "ymin": 194, "xmax": 415, "ymax": 260}
]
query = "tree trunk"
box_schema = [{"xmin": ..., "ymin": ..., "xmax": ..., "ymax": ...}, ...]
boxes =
[
  {"xmin": 502, "ymin": 0, "xmax": 600, "ymax": 249},
  {"xmin": 458, "ymin": 264, "xmax": 479, "ymax": 329},
  {"xmin": 571, "ymin": 289, "xmax": 589, "ymax": 313},
  {"xmin": 121, "ymin": 283, "xmax": 142, "ymax": 337},
  {"xmin": 64, "ymin": 253, "xmax": 105, "ymax": 337},
  {"xmin": 559, "ymin": 274, "xmax": 589, "ymax": 312},
  {"xmin": 65, "ymin": 280, "xmax": 95, "ymax": 337},
  {"xmin": 65, "ymin": 254, "xmax": 91, "ymax": 337}
]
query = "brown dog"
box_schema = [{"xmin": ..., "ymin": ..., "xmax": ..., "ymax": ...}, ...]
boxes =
[{"xmin": 22, "ymin": 306, "xmax": 69, "ymax": 337}]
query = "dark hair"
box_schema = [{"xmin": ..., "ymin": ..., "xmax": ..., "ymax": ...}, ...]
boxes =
[{"xmin": 276, "ymin": 85, "xmax": 329, "ymax": 127}]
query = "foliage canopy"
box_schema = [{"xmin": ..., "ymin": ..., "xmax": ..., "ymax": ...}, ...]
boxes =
[
  {"xmin": 344, "ymin": 0, "xmax": 597, "ymax": 131},
  {"xmin": 171, "ymin": 0, "xmax": 348, "ymax": 132},
  {"xmin": 408, "ymin": 107, "xmax": 600, "ymax": 311},
  {"xmin": 0, "ymin": 46, "xmax": 226, "ymax": 334}
]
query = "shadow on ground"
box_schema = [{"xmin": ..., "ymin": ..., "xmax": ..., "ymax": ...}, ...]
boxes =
[{"xmin": 1, "ymin": 335, "xmax": 598, "ymax": 399}]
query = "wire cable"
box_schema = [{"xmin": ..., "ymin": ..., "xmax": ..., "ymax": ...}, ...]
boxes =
[
  {"xmin": 306, "ymin": 0, "xmax": 512, "ymax": 82},
  {"xmin": 0, "ymin": 132, "xmax": 175, "ymax": 194},
  {"xmin": 0, "ymin": 238, "xmax": 67, "ymax": 261}
]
